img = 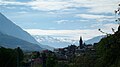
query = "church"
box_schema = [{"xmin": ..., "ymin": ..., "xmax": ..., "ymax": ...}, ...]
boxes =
[
  {"xmin": 79, "ymin": 36, "xmax": 84, "ymax": 49},
  {"xmin": 78, "ymin": 36, "xmax": 85, "ymax": 50}
]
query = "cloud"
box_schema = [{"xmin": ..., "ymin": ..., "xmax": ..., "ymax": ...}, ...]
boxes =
[
  {"xmin": 0, "ymin": 1, "xmax": 27, "ymax": 5},
  {"xmin": 0, "ymin": 0, "xmax": 72, "ymax": 11},
  {"xmin": 76, "ymin": 14, "xmax": 114, "ymax": 19},
  {"xmin": 101, "ymin": 23, "xmax": 119, "ymax": 33},
  {"xmin": 28, "ymin": 1, "xmax": 73, "ymax": 11},
  {"xmin": 0, "ymin": 0, "xmax": 16, "ymax": 1},
  {"xmin": 0, "ymin": 0, "xmax": 119, "ymax": 13},
  {"xmin": 25, "ymin": 29, "xmax": 103, "ymax": 40},
  {"xmin": 72, "ymin": 0, "xmax": 119, "ymax": 13},
  {"xmin": 17, "ymin": 11, "xmax": 28, "ymax": 14},
  {"xmin": 55, "ymin": 19, "xmax": 89, "ymax": 24},
  {"xmin": 56, "ymin": 20, "xmax": 69, "ymax": 24},
  {"xmin": 25, "ymin": 23, "xmax": 119, "ymax": 41}
]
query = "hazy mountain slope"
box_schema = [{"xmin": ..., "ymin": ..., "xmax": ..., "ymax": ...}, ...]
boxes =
[
  {"xmin": 85, "ymin": 35, "xmax": 105, "ymax": 44},
  {"xmin": 0, "ymin": 13, "xmax": 39, "ymax": 45},
  {"xmin": 0, "ymin": 13, "xmax": 55, "ymax": 50},
  {"xmin": 0, "ymin": 32, "xmax": 42, "ymax": 51}
]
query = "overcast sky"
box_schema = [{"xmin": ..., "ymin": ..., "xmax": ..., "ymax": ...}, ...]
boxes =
[{"xmin": 0, "ymin": 0, "xmax": 119, "ymax": 40}]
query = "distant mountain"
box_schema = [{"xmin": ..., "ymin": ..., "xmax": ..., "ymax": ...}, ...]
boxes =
[
  {"xmin": 33, "ymin": 35, "xmax": 71, "ymax": 48},
  {"xmin": 0, "ymin": 32, "xmax": 42, "ymax": 51},
  {"xmin": 0, "ymin": 13, "xmax": 45, "ymax": 50},
  {"xmin": 39, "ymin": 44, "xmax": 54, "ymax": 51},
  {"xmin": 85, "ymin": 35, "xmax": 105, "ymax": 44}
]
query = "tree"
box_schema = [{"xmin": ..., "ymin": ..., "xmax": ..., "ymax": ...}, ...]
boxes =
[
  {"xmin": 0, "ymin": 47, "xmax": 17, "ymax": 67},
  {"xmin": 14, "ymin": 47, "xmax": 24, "ymax": 67}
]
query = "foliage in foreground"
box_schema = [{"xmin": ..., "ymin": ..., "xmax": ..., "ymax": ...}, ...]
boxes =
[
  {"xmin": 95, "ymin": 28, "xmax": 120, "ymax": 67},
  {"xmin": 0, "ymin": 47, "xmax": 24, "ymax": 67}
]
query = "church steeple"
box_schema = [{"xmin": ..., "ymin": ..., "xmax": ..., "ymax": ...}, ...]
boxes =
[{"xmin": 79, "ymin": 36, "xmax": 83, "ymax": 49}]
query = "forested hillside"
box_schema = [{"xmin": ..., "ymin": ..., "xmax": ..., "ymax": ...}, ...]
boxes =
[{"xmin": 95, "ymin": 26, "xmax": 120, "ymax": 67}]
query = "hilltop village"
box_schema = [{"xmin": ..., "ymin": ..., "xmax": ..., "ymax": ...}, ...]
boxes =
[
  {"xmin": 22, "ymin": 36, "xmax": 96, "ymax": 67},
  {"xmin": 53, "ymin": 37, "xmax": 95, "ymax": 60}
]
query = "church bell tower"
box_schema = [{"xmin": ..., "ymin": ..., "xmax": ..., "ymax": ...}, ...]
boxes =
[{"xmin": 79, "ymin": 36, "xmax": 83, "ymax": 49}]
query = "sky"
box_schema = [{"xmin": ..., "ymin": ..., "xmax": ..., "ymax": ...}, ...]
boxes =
[{"xmin": 0, "ymin": 0, "xmax": 120, "ymax": 41}]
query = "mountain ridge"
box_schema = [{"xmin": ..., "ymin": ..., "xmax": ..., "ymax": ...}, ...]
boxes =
[
  {"xmin": 0, "ymin": 32, "xmax": 42, "ymax": 51},
  {"xmin": 85, "ymin": 35, "xmax": 105, "ymax": 44},
  {"xmin": 0, "ymin": 13, "xmax": 45, "ymax": 51},
  {"xmin": 0, "ymin": 13, "xmax": 40, "ymax": 45}
]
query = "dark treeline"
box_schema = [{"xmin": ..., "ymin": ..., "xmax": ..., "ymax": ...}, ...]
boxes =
[{"xmin": 0, "ymin": 47, "xmax": 24, "ymax": 67}]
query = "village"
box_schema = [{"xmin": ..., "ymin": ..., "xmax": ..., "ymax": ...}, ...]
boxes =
[{"xmin": 22, "ymin": 37, "xmax": 96, "ymax": 67}]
